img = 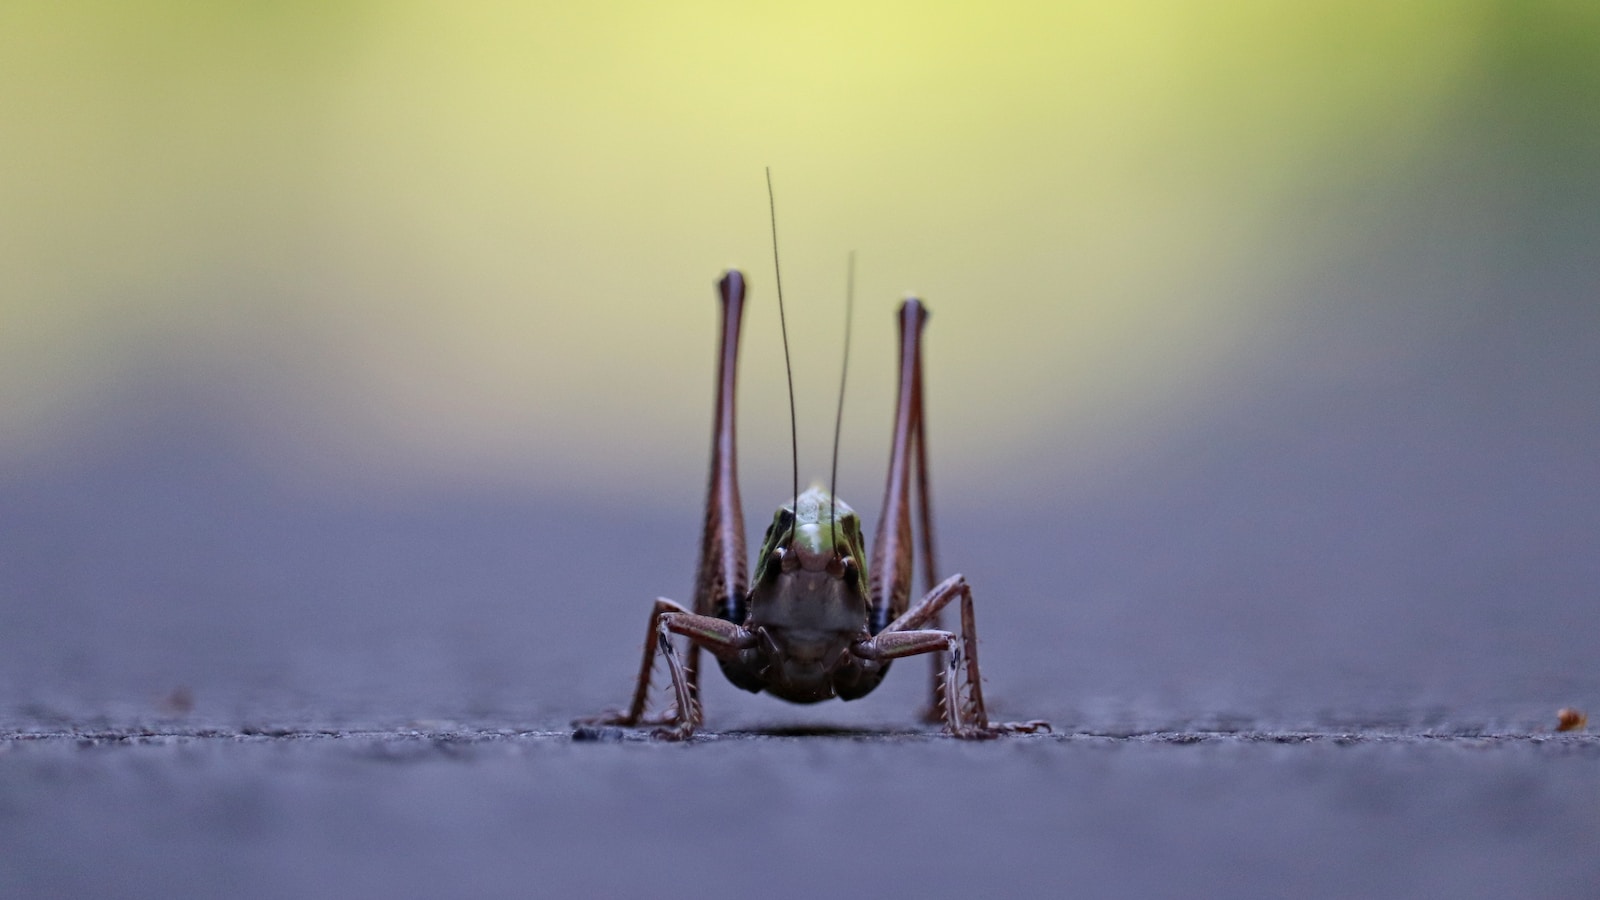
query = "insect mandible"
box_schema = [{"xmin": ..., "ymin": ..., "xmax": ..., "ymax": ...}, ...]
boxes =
[{"xmin": 575, "ymin": 173, "xmax": 1048, "ymax": 740}]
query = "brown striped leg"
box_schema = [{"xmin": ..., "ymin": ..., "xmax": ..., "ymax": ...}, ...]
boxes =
[
  {"xmin": 580, "ymin": 272, "xmax": 754, "ymax": 736},
  {"xmin": 650, "ymin": 611, "xmax": 758, "ymax": 740},
  {"xmin": 574, "ymin": 598, "xmax": 695, "ymax": 728},
  {"xmin": 575, "ymin": 598, "xmax": 756, "ymax": 739},
  {"xmin": 877, "ymin": 574, "xmax": 1051, "ymax": 738}
]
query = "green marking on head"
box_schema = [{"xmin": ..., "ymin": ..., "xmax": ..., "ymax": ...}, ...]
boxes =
[{"xmin": 753, "ymin": 485, "xmax": 869, "ymax": 591}]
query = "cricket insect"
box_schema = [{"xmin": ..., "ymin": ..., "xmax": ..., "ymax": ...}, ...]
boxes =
[{"xmin": 576, "ymin": 174, "xmax": 1048, "ymax": 740}]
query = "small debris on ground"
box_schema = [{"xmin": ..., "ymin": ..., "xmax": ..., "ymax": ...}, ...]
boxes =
[
  {"xmin": 571, "ymin": 725, "xmax": 627, "ymax": 743},
  {"xmin": 157, "ymin": 687, "xmax": 194, "ymax": 716}
]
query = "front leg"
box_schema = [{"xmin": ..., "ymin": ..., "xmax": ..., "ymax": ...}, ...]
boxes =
[
  {"xmin": 574, "ymin": 598, "xmax": 694, "ymax": 729},
  {"xmin": 649, "ymin": 612, "xmax": 759, "ymax": 740},
  {"xmin": 574, "ymin": 599, "xmax": 758, "ymax": 740},
  {"xmin": 873, "ymin": 574, "xmax": 1050, "ymax": 738}
]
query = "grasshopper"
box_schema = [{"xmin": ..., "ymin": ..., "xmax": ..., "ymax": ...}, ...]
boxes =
[{"xmin": 578, "ymin": 183, "xmax": 1047, "ymax": 741}]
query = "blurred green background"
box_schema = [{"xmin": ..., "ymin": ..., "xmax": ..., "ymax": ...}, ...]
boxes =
[{"xmin": 7, "ymin": 2, "xmax": 1593, "ymax": 510}]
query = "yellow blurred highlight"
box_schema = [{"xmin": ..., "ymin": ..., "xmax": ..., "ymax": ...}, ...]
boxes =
[{"xmin": 0, "ymin": 3, "xmax": 1495, "ymax": 499}]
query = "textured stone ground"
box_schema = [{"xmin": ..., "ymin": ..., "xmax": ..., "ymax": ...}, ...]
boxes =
[{"xmin": 3, "ymin": 719, "xmax": 1597, "ymax": 898}]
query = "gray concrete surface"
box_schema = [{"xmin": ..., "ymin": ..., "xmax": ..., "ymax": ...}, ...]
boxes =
[{"xmin": 3, "ymin": 725, "xmax": 1597, "ymax": 898}]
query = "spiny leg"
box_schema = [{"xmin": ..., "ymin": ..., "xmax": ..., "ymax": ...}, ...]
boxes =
[
  {"xmin": 910, "ymin": 303, "xmax": 946, "ymax": 721},
  {"xmin": 580, "ymin": 272, "xmax": 751, "ymax": 735},
  {"xmin": 852, "ymin": 627, "xmax": 996, "ymax": 737},
  {"xmin": 691, "ymin": 271, "xmax": 751, "ymax": 628},
  {"xmin": 683, "ymin": 270, "xmax": 753, "ymax": 726},
  {"xmin": 650, "ymin": 612, "xmax": 758, "ymax": 740},
  {"xmin": 879, "ymin": 574, "xmax": 1051, "ymax": 737},
  {"xmin": 652, "ymin": 621, "xmax": 697, "ymax": 740},
  {"xmin": 869, "ymin": 298, "xmax": 950, "ymax": 722},
  {"xmin": 575, "ymin": 599, "xmax": 757, "ymax": 739},
  {"xmin": 684, "ymin": 642, "xmax": 703, "ymax": 726},
  {"xmin": 574, "ymin": 598, "xmax": 694, "ymax": 728}
]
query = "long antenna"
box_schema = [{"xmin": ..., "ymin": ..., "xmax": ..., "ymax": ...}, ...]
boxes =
[
  {"xmin": 829, "ymin": 251, "xmax": 855, "ymax": 535},
  {"xmin": 766, "ymin": 167, "xmax": 800, "ymax": 516}
]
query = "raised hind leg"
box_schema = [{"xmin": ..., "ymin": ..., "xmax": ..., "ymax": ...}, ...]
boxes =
[{"xmin": 576, "ymin": 271, "xmax": 753, "ymax": 738}]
